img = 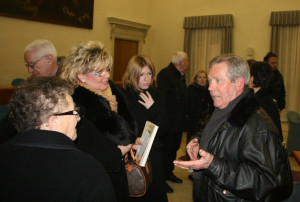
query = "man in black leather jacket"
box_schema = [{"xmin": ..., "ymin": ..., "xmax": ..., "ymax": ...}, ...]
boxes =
[{"xmin": 174, "ymin": 55, "xmax": 287, "ymax": 201}]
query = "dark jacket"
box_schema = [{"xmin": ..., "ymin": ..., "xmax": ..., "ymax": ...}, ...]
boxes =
[
  {"xmin": 156, "ymin": 62, "xmax": 188, "ymax": 132},
  {"xmin": 124, "ymin": 86, "xmax": 168, "ymax": 201},
  {"xmin": 270, "ymin": 69, "xmax": 285, "ymax": 110},
  {"xmin": 194, "ymin": 90, "xmax": 283, "ymax": 201},
  {"xmin": 73, "ymin": 80, "xmax": 137, "ymax": 202},
  {"xmin": 187, "ymin": 83, "xmax": 214, "ymax": 135},
  {"xmin": 256, "ymin": 87, "xmax": 283, "ymax": 141},
  {"xmin": 0, "ymin": 129, "xmax": 116, "ymax": 202}
]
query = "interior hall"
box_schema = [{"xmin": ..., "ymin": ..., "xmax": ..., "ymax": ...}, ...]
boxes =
[{"xmin": 0, "ymin": 0, "xmax": 300, "ymax": 201}]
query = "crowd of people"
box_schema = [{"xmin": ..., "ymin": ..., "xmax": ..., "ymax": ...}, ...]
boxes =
[{"xmin": 0, "ymin": 39, "xmax": 292, "ymax": 202}]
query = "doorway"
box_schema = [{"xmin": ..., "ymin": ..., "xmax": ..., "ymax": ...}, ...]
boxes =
[{"xmin": 113, "ymin": 39, "xmax": 138, "ymax": 88}]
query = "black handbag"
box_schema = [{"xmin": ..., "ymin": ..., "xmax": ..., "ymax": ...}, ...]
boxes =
[{"xmin": 125, "ymin": 149, "xmax": 152, "ymax": 197}]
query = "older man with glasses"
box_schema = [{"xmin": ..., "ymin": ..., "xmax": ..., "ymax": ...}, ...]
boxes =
[
  {"xmin": 24, "ymin": 39, "xmax": 60, "ymax": 77},
  {"xmin": 0, "ymin": 40, "xmax": 61, "ymax": 144}
]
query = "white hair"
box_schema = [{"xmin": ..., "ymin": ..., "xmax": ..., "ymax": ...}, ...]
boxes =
[
  {"xmin": 171, "ymin": 51, "xmax": 188, "ymax": 65},
  {"xmin": 24, "ymin": 39, "xmax": 57, "ymax": 60}
]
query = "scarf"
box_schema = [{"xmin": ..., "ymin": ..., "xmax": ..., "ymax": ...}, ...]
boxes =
[{"xmin": 79, "ymin": 82, "xmax": 118, "ymax": 113}]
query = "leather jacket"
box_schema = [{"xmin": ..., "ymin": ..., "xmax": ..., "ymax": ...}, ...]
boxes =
[{"xmin": 195, "ymin": 89, "xmax": 282, "ymax": 201}]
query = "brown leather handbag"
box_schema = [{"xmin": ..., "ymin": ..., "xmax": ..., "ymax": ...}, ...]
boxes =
[{"xmin": 125, "ymin": 149, "xmax": 152, "ymax": 197}]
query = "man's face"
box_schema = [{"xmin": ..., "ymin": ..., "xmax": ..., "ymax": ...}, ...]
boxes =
[
  {"xmin": 180, "ymin": 56, "xmax": 189, "ymax": 73},
  {"xmin": 267, "ymin": 56, "xmax": 277, "ymax": 70},
  {"xmin": 208, "ymin": 62, "xmax": 240, "ymax": 109},
  {"xmin": 24, "ymin": 51, "xmax": 53, "ymax": 77}
]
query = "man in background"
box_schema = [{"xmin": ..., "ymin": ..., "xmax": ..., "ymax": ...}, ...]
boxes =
[
  {"xmin": 24, "ymin": 39, "xmax": 60, "ymax": 77},
  {"xmin": 263, "ymin": 52, "xmax": 286, "ymax": 111},
  {"xmin": 0, "ymin": 40, "xmax": 60, "ymax": 144},
  {"xmin": 156, "ymin": 51, "xmax": 189, "ymax": 191}
]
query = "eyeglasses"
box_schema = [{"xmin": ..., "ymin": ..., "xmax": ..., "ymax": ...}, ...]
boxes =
[
  {"xmin": 88, "ymin": 66, "xmax": 112, "ymax": 77},
  {"xmin": 25, "ymin": 55, "xmax": 46, "ymax": 69},
  {"xmin": 53, "ymin": 107, "xmax": 80, "ymax": 117}
]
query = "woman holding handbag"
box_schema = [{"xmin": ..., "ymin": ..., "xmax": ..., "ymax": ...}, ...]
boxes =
[
  {"xmin": 123, "ymin": 55, "xmax": 169, "ymax": 201},
  {"xmin": 60, "ymin": 41, "xmax": 138, "ymax": 202}
]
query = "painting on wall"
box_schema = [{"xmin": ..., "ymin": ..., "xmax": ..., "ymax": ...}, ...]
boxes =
[{"xmin": 0, "ymin": 0, "xmax": 94, "ymax": 29}]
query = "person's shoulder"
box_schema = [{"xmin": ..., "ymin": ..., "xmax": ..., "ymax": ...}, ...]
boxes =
[{"xmin": 69, "ymin": 149, "xmax": 107, "ymax": 173}]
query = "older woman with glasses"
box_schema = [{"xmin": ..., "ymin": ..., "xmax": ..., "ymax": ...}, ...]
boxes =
[
  {"xmin": 60, "ymin": 40, "xmax": 138, "ymax": 202},
  {"xmin": 0, "ymin": 77, "xmax": 116, "ymax": 201}
]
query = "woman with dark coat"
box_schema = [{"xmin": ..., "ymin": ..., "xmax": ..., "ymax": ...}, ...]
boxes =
[
  {"xmin": 187, "ymin": 70, "xmax": 214, "ymax": 140},
  {"xmin": 60, "ymin": 41, "xmax": 138, "ymax": 202},
  {"xmin": 0, "ymin": 77, "xmax": 116, "ymax": 201},
  {"xmin": 123, "ymin": 55, "xmax": 169, "ymax": 201},
  {"xmin": 249, "ymin": 61, "xmax": 283, "ymax": 141}
]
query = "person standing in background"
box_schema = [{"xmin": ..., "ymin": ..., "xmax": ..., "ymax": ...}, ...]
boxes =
[
  {"xmin": 249, "ymin": 61, "xmax": 283, "ymax": 141},
  {"xmin": 156, "ymin": 51, "xmax": 189, "ymax": 184},
  {"xmin": 0, "ymin": 39, "xmax": 60, "ymax": 144},
  {"xmin": 24, "ymin": 39, "xmax": 60, "ymax": 77},
  {"xmin": 263, "ymin": 52, "xmax": 286, "ymax": 111},
  {"xmin": 123, "ymin": 55, "xmax": 169, "ymax": 200},
  {"xmin": 187, "ymin": 70, "xmax": 214, "ymax": 140}
]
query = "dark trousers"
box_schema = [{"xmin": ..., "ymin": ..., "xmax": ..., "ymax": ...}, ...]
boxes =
[{"xmin": 162, "ymin": 131, "xmax": 183, "ymax": 177}]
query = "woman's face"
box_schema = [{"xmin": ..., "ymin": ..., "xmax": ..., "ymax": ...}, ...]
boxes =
[
  {"xmin": 55, "ymin": 94, "xmax": 80, "ymax": 141},
  {"xmin": 78, "ymin": 66, "xmax": 111, "ymax": 91},
  {"xmin": 138, "ymin": 66, "xmax": 152, "ymax": 90},
  {"xmin": 196, "ymin": 72, "xmax": 208, "ymax": 87}
]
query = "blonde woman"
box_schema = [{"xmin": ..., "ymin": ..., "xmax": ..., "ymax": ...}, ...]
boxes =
[
  {"xmin": 187, "ymin": 70, "xmax": 214, "ymax": 138},
  {"xmin": 123, "ymin": 55, "xmax": 169, "ymax": 200},
  {"xmin": 60, "ymin": 41, "xmax": 137, "ymax": 202}
]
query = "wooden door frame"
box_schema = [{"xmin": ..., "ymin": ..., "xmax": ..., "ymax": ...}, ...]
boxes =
[{"xmin": 107, "ymin": 17, "xmax": 151, "ymax": 80}]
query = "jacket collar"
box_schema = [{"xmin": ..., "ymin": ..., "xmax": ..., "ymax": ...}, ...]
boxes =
[
  {"xmin": 168, "ymin": 62, "xmax": 182, "ymax": 77},
  {"xmin": 12, "ymin": 129, "xmax": 77, "ymax": 150},
  {"xmin": 228, "ymin": 88, "xmax": 260, "ymax": 127}
]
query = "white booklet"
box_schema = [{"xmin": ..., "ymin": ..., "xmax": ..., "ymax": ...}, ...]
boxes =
[{"xmin": 135, "ymin": 121, "xmax": 159, "ymax": 167}]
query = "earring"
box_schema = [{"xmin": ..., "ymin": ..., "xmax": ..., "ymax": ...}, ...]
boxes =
[{"xmin": 83, "ymin": 80, "xmax": 86, "ymax": 83}]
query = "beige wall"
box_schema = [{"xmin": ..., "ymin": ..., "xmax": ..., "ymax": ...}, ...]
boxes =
[
  {"xmin": 0, "ymin": 0, "xmax": 300, "ymax": 85},
  {"xmin": 0, "ymin": 0, "xmax": 153, "ymax": 85},
  {"xmin": 150, "ymin": 0, "xmax": 300, "ymax": 70}
]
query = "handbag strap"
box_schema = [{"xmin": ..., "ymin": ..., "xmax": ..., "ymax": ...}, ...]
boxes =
[
  {"xmin": 125, "ymin": 149, "xmax": 136, "ymax": 162},
  {"xmin": 130, "ymin": 149, "xmax": 136, "ymax": 161}
]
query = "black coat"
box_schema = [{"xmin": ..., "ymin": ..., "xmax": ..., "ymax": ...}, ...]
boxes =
[
  {"xmin": 256, "ymin": 87, "xmax": 283, "ymax": 141},
  {"xmin": 0, "ymin": 130, "xmax": 116, "ymax": 202},
  {"xmin": 73, "ymin": 81, "xmax": 137, "ymax": 202},
  {"xmin": 270, "ymin": 69, "xmax": 286, "ymax": 110},
  {"xmin": 194, "ymin": 90, "xmax": 283, "ymax": 201},
  {"xmin": 156, "ymin": 62, "xmax": 188, "ymax": 132},
  {"xmin": 187, "ymin": 83, "xmax": 214, "ymax": 135},
  {"xmin": 124, "ymin": 86, "xmax": 168, "ymax": 201}
]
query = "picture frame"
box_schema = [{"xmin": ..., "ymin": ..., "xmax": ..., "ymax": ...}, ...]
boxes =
[
  {"xmin": 0, "ymin": 0, "xmax": 94, "ymax": 29},
  {"xmin": 135, "ymin": 121, "xmax": 159, "ymax": 167}
]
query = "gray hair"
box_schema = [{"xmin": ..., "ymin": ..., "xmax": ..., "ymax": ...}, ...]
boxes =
[
  {"xmin": 9, "ymin": 77, "xmax": 73, "ymax": 132},
  {"xmin": 209, "ymin": 54, "xmax": 250, "ymax": 85},
  {"xmin": 24, "ymin": 39, "xmax": 57, "ymax": 60},
  {"xmin": 171, "ymin": 51, "xmax": 188, "ymax": 65}
]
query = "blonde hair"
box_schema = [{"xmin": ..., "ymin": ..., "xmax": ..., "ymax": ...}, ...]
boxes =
[
  {"xmin": 60, "ymin": 41, "xmax": 112, "ymax": 85},
  {"xmin": 191, "ymin": 70, "xmax": 207, "ymax": 85},
  {"xmin": 122, "ymin": 55, "xmax": 156, "ymax": 91}
]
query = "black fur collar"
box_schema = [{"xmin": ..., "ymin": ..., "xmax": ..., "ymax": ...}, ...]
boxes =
[{"xmin": 228, "ymin": 89, "xmax": 260, "ymax": 127}]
